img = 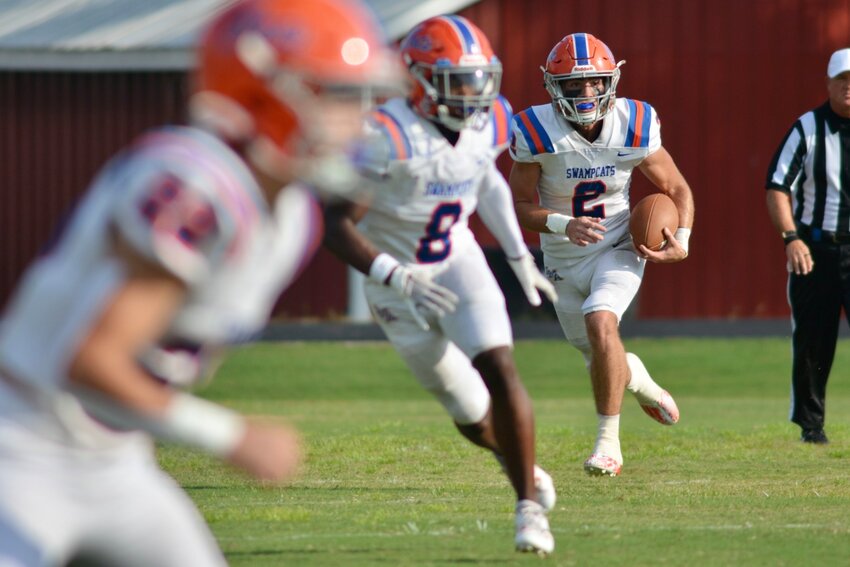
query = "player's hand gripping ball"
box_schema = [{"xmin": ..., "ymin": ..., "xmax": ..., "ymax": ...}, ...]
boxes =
[{"xmin": 629, "ymin": 193, "xmax": 679, "ymax": 251}]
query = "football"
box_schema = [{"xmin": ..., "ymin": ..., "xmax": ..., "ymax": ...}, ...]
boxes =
[{"xmin": 629, "ymin": 193, "xmax": 679, "ymax": 251}]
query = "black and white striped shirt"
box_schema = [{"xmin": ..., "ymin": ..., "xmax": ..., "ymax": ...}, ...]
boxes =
[{"xmin": 766, "ymin": 102, "xmax": 850, "ymax": 232}]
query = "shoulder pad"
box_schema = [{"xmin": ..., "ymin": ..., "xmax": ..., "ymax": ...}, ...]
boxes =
[
  {"xmin": 489, "ymin": 95, "xmax": 513, "ymax": 149},
  {"xmin": 620, "ymin": 98, "xmax": 657, "ymax": 149},
  {"xmin": 367, "ymin": 103, "xmax": 414, "ymax": 161},
  {"xmin": 512, "ymin": 106, "xmax": 556, "ymax": 155}
]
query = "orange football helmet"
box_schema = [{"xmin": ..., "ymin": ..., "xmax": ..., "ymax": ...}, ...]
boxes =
[
  {"xmin": 191, "ymin": 0, "xmax": 402, "ymax": 191},
  {"xmin": 542, "ymin": 33, "xmax": 624, "ymax": 125},
  {"xmin": 400, "ymin": 15, "xmax": 502, "ymax": 131}
]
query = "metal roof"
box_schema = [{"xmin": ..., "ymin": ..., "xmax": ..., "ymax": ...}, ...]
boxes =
[{"xmin": 0, "ymin": 0, "xmax": 480, "ymax": 71}]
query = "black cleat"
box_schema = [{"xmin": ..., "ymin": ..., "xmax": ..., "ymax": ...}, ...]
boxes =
[{"xmin": 801, "ymin": 429, "xmax": 829, "ymax": 444}]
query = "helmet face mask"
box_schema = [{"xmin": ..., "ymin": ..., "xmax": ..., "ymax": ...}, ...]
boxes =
[
  {"xmin": 412, "ymin": 61, "xmax": 502, "ymax": 130},
  {"xmin": 544, "ymin": 69, "xmax": 620, "ymax": 125},
  {"xmin": 401, "ymin": 16, "xmax": 502, "ymax": 132},
  {"xmin": 541, "ymin": 33, "xmax": 624, "ymax": 126}
]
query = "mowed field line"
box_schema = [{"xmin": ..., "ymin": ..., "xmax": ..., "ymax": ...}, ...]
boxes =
[{"xmin": 157, "ymin": 338, "xmax": 850, "ymax": 566}]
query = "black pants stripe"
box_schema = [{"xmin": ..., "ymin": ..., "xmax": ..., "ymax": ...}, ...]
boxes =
[{"xmin": 789, "ymin": 240, "xmax": 850, "ymax": 430}]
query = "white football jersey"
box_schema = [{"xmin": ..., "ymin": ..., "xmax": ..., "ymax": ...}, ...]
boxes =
[
  {"xmin": 509, "ymin": 98, "xmax": 661, "ymax": 259},
  {"xmin": 357, "ymin": 96, "xmax": 513, "ymax": 265},
  {"xmin": 0, "ymin": 127, "xmax": 318, "ymax": 443}
]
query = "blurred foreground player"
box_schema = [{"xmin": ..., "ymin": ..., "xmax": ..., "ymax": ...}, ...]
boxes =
[
  {"xmin": 324, "ymin": 15, "xmax": 557, "ymax": 555},
  {"xmin": 0, "ymin": 1, "xmax": 399, "ymax": 565}
]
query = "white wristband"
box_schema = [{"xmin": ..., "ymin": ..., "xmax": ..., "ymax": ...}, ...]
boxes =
[
  {"xmin": 674, "ymin": 227, "xmax": 691, "ymax": 253},
  {"xmin": 368, "ymin": 253, "xmax": 400, "ymax": 284},
  {"xmin": 163, "ymin": 394, "xmax": 247, "ymax": 457},
  {"xmin": 545, "ymin": 213, "xmax": 574, "ymax": 235}
]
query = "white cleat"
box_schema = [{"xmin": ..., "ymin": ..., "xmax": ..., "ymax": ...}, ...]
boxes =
[
  {"xmin": 583, "ymin": 453, "xmax": 622, "ymax": 477},
  {"xmin": 533, "ymin": 465, "xmax": 556, "ymax": 512},
  {"xmin": 496, "ymin": 457, "xmax": 556, "ymax": 511},
  {"xmin": 515, "ymin": 500, "xmax": 554, "ymax": 556},
  {"xmin": 639, "ymin": 390, "xmax": 680, "ymax": 425}
]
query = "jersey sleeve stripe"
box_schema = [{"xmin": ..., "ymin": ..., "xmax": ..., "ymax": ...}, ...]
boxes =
[
  {"xmin": 372, "ymin": 110, "xmax": 412, "ymax": 160},
  {"xmin": 626, "ymin": 99, "xmax": 648, "ymax": 148},
  {"xmin": 515, "ymin": 109, "xmax": 554, "ymax": 155},
  {"xmin": 639, "ymin": 102, "xmax": 653, "ymax": 148},
  {"xmin": 491, "ymin": 96, "xmax": 512, "ymax": 147},
  {"xmin": 625, "ymin": 99, "xmax": 638, "ymax": 147}
]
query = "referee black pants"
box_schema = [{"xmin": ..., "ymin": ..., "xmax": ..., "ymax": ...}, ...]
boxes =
[{"xmin": 789, "ymin": 240, "xmax": 850, "ymax": 430}]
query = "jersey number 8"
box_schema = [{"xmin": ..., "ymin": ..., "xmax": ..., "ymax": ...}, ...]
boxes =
[{"xmin": 416, "ymin": 202, "xmax": 462, "ymax": 263}]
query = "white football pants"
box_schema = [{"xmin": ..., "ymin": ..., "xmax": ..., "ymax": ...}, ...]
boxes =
[
  {"xmin": 365, "ymin": 244, "xmax": 513, "ymax": 425},
  {"xmin": 0, "ymin": 419, "xmax": 226, "ymax": 567}
]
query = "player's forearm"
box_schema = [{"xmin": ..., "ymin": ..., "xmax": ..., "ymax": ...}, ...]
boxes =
[
  {"xmin": 514, "ymin": 201, "xmax": 562, "ymax": 234},
  {"xmin": 70, "ymin": 337, "xmax": 173, "ymax": 413},
  {"xmin": 323, "ymin": 204, "xmax": 381, "ymax": 275},
  {"xmin": 478, "ymin": 185, "xmax": 529, "ymax": 259},
  {"xmin": 507, "ymin": 161, "xmax": 553, "ymax": 233},
  {"xmin": 639, "ymin": 147, "xmax": 694, "ymax": 229},
  {"xmin": 69, "ymin": 323, "xmax": 247, "ymax": 457},
  {"xmin": 666, "ymin": 183, "xmax": 695, "ymax": 229},
  {"xmin": 68, "ymin": 265, "xmax": 185, "ymax": 413}
]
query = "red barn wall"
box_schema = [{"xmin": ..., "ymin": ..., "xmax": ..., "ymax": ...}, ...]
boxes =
[
  {"xmin": 2, "ymin": 0, "xmax": 849, "ymax": 319},
  {"xmin": 0, "ymin": 71, "xmax": 346, "ymax": 318}
]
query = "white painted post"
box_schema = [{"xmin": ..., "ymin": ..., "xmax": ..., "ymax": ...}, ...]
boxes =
[{"xmin": 347, "ymin": 267, "xmax": 371, "ymax": 321}]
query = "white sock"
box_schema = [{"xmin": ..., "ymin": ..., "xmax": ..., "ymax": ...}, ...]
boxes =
[
  {"xmin": 593, "ymin": 413, "xmax": 622, "ymax": 463},
  {"xmin": 625, "ymin": 352, "xmax": 663, "ymax": 404}
]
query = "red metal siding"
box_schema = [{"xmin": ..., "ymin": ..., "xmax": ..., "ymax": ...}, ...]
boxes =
[
  {"xmin": 461, "ymin": 0, "xmax": 850, "ymax": 318},
  {"xmin": 0, "ymin": 71, "xmax": 347, "ymax": 318},
  {"xmin": 0, "ymin": 72, "xmax": 184, "ymax": 301}
]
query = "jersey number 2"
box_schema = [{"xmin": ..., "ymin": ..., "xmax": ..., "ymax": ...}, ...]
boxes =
[
  {"xmin": 416, "ymin": 202, "xmax": 461, "ymax": 263},
  {"xmin": 572, "ymin": 181, "xmax": 607, "ymax": 219}
]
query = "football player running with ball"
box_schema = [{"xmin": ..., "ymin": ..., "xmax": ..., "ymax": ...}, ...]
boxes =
[
  {"xmin": 324, "ymin": 16, "xmax": 557, "ymax": 556},
  {"xmin": 508, "ymin": 33, "xmax": 695, "ymax": 477},
  {"xmin": 0, "ymin": 1, "xmax": 401, "ymax": 565}
]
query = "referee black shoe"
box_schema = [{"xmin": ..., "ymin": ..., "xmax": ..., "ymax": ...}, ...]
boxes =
[{"xmin": 801, "ymin": 428, "xmax": 829, "ymax": 444}]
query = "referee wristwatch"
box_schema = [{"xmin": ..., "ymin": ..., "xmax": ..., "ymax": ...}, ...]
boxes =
[{"xmin": 781, "ymin": 230, "xmax": 800, "ymax": 245}]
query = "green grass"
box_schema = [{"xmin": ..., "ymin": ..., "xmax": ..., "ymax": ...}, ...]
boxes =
[{"xmin": 157, "ymin": 338, "xmax": 850, "ymax": 566}]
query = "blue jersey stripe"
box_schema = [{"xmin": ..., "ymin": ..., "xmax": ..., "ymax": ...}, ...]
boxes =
[
  {"xmin": 525, "ymin": 110, "xmax": 554, "ymax": 153},
  {"xmin": 514, "ymin": 114, "xmax": 538, "ymax": 154},
  {"xmin": 626, "ymin": 99, "xmax": 638, "ymax": 147},
  {"xmin": 639, "ymin": 102, "xmax": 652, "ymax": 148},
  {"xmin": 513, "ymin": 109, "xmax": 555, "ymax": 155},
  {"xmin": 574, "ymin": 33, "xmax": 590, "ymax": 65},
  {"xmin": 446, "ymin": 15, "xmax": 478, "ymax": 53}
]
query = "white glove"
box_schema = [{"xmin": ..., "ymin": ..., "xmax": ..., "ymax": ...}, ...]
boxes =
[
  {"xmin": 388, "ymin": 265, "xmax": 458, "ymax": 313},
  {"xmin": 507, "ymin": 254, "xmax": 558, "ymax": 306},
  {"xmin": 370, "ymin": 253, "xmax": 459, "ymax": 330}
]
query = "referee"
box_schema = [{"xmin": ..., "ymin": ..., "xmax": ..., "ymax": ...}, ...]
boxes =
[{"xmin": 765, "ymin": 48, "xmax": 850, "ymax": 444}]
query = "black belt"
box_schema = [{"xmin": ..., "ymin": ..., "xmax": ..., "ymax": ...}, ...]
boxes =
[{"xmin": 798, "ymin": 224, "xmax": 850, "ymax": 244}]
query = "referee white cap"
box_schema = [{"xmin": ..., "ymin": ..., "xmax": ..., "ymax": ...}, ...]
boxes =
[{"xmin": 828, "ymin": 48, "xmax": 850, "ymax": 78}]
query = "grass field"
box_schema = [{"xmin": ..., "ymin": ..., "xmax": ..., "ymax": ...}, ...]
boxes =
[{"xmin": 157, "ymin": 338, "xmax": 850, "ymax": 566}]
